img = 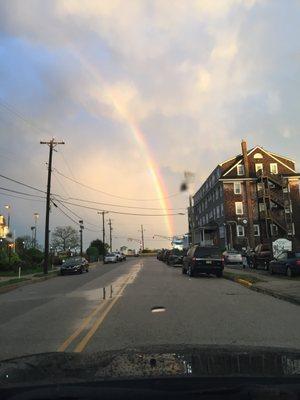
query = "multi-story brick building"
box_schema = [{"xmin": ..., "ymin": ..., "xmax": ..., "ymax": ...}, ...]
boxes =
[{"xmin": 189, "ymin": 141, "xmax": 300, "ymax": 250}]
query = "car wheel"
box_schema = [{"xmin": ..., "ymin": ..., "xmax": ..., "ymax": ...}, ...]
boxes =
[
  {"xmin": 60, "ymin": 270, "xmax": 64, "ymax": 276},
  {"xmin": 80, "ymin": 268, "xmax": 83, "ymax": 274},
  {"xmin": 216, "ymin": 270, "xmax": 223, "ymax": 278},
  {"xmin": 264, "ymin": 261, "xmax": 269, "ymax": 271},
  {"xmin": 187, "ymin": 265, "xmax": 194, "ymax": 277},
  {"xmin": 86, "ymin": 268, "xmax": 89, "ymax": 273},
  {"xmin": 286, "ymin": 266, "xmax": 294, "ymax": 278},
  {"xmin": 182, "ymin": 267, "xmax": 187, "ymax": 275},
  {"xmin": 269, "ymin": 265, "xmax": 274, "ymax": 275}
]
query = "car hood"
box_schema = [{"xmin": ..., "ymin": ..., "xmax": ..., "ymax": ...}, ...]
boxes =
[{"xmin": 1, "ymin": 345, "xmax": 300, "ymax": 387}]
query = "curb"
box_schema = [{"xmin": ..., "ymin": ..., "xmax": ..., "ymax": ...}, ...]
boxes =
[
  {"xmin": 224, "ymin": 272, "xmax": 300, "ymax": 306},
  {"xmin": 0, "ymin": 272, "xmax": 59, "ymax": 295}
]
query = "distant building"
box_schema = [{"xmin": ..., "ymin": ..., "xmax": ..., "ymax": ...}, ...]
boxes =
[
  {"xmin": 189, "ymin": 141, "xmax": 300, "ymax": 250},
  {"xmin": 0, "ymin": 215, "xmax": 9, "ymax": 238}
]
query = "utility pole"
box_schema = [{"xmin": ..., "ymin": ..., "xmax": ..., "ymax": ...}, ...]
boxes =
[
  {"xmin": 108, "ymin": 219, "xmax": 113, "ymax": 252},
  {"xmin": 40, "ymin": 138, "xmax": 65, "ymax": 274},
  {"xmin": 98, "ymin": 211, "xmax": 108, "ymax": 257},
  {"xmin": 33, "ymin": 212, "xmax": 39, "ymax": 248},
  {"xmin": 141, "ymin": 224, "xmax": 145, "ymax": 251},
  {"xmin": 79, "ymin": 220, "xmax": 84, "ymax": 257}
]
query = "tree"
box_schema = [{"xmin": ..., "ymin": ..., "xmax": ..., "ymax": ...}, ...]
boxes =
[
  {"xmin": 51, "ymin": 226, "xmax": 79, "ymax": 252},
  {"xmin": 15, "ymin": 236, "xmax": 32, "ymax": 255},
  {"xmin": 86, "ymin": 246, "xmax": 99, "ymax": 262},
  {"xmin": 90, "ymin": 239, "xmax": 109, "ymax": 256}
]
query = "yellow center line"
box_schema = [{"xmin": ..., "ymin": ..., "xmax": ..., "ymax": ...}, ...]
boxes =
[
  {"xmin": 74, "ymin": 272, "xmax": 134, "ymax": 353},
  {"xmin": 58, "ymin": 262, "xmax": 142, "ymax": 353}
]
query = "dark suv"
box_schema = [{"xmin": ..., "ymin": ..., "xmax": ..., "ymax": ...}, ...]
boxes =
[
  {"xmin": 250, "ymin": 243, "xmax": 272, "ymax": 270},
  {"xmin": 182, "ymin": 246, "xmax": 224, "ymax": 278}
]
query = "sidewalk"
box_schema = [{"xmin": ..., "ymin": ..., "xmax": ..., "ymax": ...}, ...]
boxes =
[
  {"xmin": 224, "ymin": 265, "xmax": 300, "ymax": 305},
  {"xmin": 0, "ymin": 262, "xmax": 101, "ymax": 294}
]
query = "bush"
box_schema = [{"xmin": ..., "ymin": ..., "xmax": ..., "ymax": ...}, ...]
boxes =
[
  {"xmin": 86, "ymin": 246, "xmax": 99, "ymax": 262},
  {"xmin": 22, "ymin": 248, "xmax": 44, "ymax": 265}
]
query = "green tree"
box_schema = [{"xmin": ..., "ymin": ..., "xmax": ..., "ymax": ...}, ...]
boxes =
[
  {"xmin": 15, "ymin": 236, "xmax": 32, "ymax": 255},
  {"xmin": 86, "ymin": 246, "xmax": 99, "ymax": 262},
  {"xmin": 90, "ymin": 239, "xmax": 109, "ymax": 256},
  {"xmin": 51, "ymin": 226, "xmax": 79, "ymax": 252}
]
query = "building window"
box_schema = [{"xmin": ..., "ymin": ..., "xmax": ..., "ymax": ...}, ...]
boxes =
[
  {"xmin": 255, "ymin": 163, "xmax": 263, "ymax": 173},
  {"xmin": 254, "ymin": 153, "xmax": 263, "ymax": 159},
  {"xmin": 235, "ymin": 202, "xmax": 243, "ymax": 215},
  {"xmin": 237, "ymin": 225, "xmax": 245, "ymax": 237},
  {"xmin": 234, "ymin": 182, "xmax": 242, "ymax": 194},
  {"xmin": 270, "ymin": 163, "xmax": 278, "ymax": 174},
  {"xmin": 259, "ymin": 203, "xmax": 266, "ymax": 212},
  {"xmin": 254, "ymin": 224, "xmax": 260, "ymax": 236},
  {"xmin": 270, "ymin": 224, "xmax": 278, "ymax": 236},
  {"xmin": 237, "ymin": 164, "xmax": 245, "ymax": 176}
]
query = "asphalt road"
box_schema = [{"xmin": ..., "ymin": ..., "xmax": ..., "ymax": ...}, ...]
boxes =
[{"xmin": 0, "ymin": 257, "xmax": 299, "ymax": 361}]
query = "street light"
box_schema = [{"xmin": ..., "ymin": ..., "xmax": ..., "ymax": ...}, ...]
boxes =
[
  {"xmin": 4, "ymin": 205, "xmax": 11, "ymax": 230},
  {"xmin": 33, "ymin": 212, "xmax": 39, "ymax": 248}
]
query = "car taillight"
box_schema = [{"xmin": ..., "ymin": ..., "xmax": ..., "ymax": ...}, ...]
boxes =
[
  {"xmin": 192, "ymin": 257, "xmax": 196, "ymax": 263},
  {"xmin": 296, "ymin": 260, "xmax": 300, "ymax": 266},
  {"xmin": 221, "ymin": 257, "xmax": 225, "ymax": 265}
]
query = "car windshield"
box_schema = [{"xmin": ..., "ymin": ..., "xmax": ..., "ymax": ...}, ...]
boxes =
[
  {"xmin": 64, "ymin": 258, "xmax": 81, "ymax": 267},
  {"xmin": 194, "ymin": 247, "xmax": 221, "ymax": 258},
  {"xmin": 1, "ymin": 0, "xmax": 300, "ymax": 387}
]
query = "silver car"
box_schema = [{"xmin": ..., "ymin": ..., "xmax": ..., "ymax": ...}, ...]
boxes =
[
  {"xmin": 104, "ymin": 253, "xmax": 118, "ymax": 263},
  {"xmin": 223, "ymin": 250, "xmax": 243, "ymax": 265}
]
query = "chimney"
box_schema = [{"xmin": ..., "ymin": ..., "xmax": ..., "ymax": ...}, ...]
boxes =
[
  {"xmin": 241, "ymin": 139, "xmax": 250, "ymax": 177},
  {"xmin": 241, "ymin": 139, "xmax": 255, "ymax": 249}
]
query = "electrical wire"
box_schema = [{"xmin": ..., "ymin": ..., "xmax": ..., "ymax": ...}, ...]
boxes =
[
  {"xmin": 57, "ymin": 199, "xmax": 185, "ymax": 217},
  {"xmin": 0, "ymin": 186, "xmax": 45, "ymax": 198},
  {"xmin": 54, "ymin": 168, "xmax": 181, "ymax": 202},
  {"xmin": 0, "ymin": 191, "xmax": 45, "ymax": 202},
  {"xmin": 0, "ymin": 174, "xmax": 45, "ymax": 194}
]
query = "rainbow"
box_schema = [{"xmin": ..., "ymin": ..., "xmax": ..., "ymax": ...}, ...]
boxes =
[{"xmin": 72, "ymin": 50, "xmax": 174, "ymax": 237}]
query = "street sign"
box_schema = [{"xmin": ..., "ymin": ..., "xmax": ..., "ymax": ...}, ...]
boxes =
[{"xmin": 272, "ymin": 238, "xmax": 292, "ymax": 258}]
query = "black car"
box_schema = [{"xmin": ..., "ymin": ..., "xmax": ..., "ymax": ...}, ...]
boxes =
[
  {"xmin": 269, "ymin": 250, "xmax": 300, "ymax": 277},
  {"xmin": 167, "ymin": 249, "xmax": 186, "ymax": 266},
  {"xmin": 60, "ymin": 257, "xmax": 89, "ymax": 275},
  {"xmin": 182, "ymin": 246, "xmax": 224, "ymax": 277}
]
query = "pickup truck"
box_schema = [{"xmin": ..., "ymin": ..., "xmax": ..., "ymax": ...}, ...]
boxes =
[
  {"xmin": 250, "ymin": 243, "xmax": 272, "ymax": 270},
  {"xmin": 182, "ymin": 246, "xmax": 224, "ymax": 277}
]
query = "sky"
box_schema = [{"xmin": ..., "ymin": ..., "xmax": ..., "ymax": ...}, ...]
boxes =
[{"xmin": 0, "ymin": 0, "xmax": 300, "ymax": 251}]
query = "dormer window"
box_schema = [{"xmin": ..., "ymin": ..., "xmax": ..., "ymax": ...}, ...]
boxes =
[{"xmin": 237, "ymin": 164, "xmax": 245, "ymax": 176}]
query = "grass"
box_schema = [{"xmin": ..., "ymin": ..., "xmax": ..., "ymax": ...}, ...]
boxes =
[
  {"xmin": 224, "ymin": 271, "xmax": 264, "ymax": 284},
  {"xmin": 0, "ymin": 277, "xmax": 30, "ymax": 288},
  {"xmin": 33, "ymin": 270, "xmax": 58, "ymax": 278},
  {"xmin": 0, "ymin": 266, "xmax": 43, "ymax": 277}
]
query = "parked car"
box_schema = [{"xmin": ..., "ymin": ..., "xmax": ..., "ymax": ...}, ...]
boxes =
[
  {"xmin": 167, "ymin": 249, "xmax": 186, "ymax": 266},
  {"xmin": 222, "ymin": 250, "xmax": 243, "ymax": 265},
  {"xmin": 269, "ymin": 251, "xmax": 300, "ymax": 277},
  {"xmin": 182, "ymin": 246, "xmax": 224, "ymax": 278},
  {"xmin": 115, "ymin": 252, "xmax": 126, "ymax": 261},
  {"xmin": 60, "ymin": 257, "xmax": 89, "ymax": 275},
  {"xmin": 104, "ymin": 253, "xmax": 118, "ymax": 264},
  {"xmin": 162, "ymin": 250, "xmax": 171, "ymax": 263},
  {"xmin": 250, "ymin": 243, "xmax": 272, "ymax": 270}
]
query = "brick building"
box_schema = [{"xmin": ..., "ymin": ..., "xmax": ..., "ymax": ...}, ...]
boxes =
[{"xmin": 189, "ymin": 141, "xmax": 300, "ymax": 250}]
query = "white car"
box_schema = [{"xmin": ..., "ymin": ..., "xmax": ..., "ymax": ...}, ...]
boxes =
[
  {"xmin": 223, "ymin": 250, "xmax": 243, "ymax": 265},
  {"xmin": 104, "ymin": 253, "xmax": 118, "ymax": 264}
]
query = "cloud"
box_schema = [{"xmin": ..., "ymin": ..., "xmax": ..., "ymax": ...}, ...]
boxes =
[{"xmin": 0, "ymin": 0, "xmax": 299, "ymax": 245}]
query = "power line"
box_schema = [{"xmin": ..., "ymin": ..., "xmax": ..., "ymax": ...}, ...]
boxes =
[
  {"xmin": 53, "ymin": 198, "xmax": 100, "ymax": 229},
  {"xmin": 0, "ymin": 191, "xmax": 45, "ymax": 202},
  {"xmin": 0, "ymin": 186, "xmax": 45, "ymax": 199},
  {"xmin": 56, "ymin": 193, "xmax": 185, "ymax": 211},
  {"xmin": 51, "ymin": 200, "xmax": 79, "ymax": 226},
  {"xmin": 57, "ymin": 199, "xmax": 185, "ymax": 217},
  {"xmin": 0, "ymin": 173, "xmax": 45, "ymax": 194},
  {"xmin": 54, "ymin": 168, "xmax": 181, "ymax": 202}
]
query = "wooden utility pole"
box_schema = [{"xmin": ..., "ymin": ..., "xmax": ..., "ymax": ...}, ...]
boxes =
[
  {"xmin": 141, "ymin": 224, "xmax": 145, "ymax": 251},
  {"xmin": 40, "ymin": 139, "xmax": 65, "ymax": 274},
  {"xmin": 98, "ymin": 211, "xmax": 108, "ymax": 256},
  {"xmin": 79, "ymin": 220, "xmax": 84, "ymax": 257},
  {"xmin": 108, "ymin": 219, "xmax": 113, "ymax": 252}
]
